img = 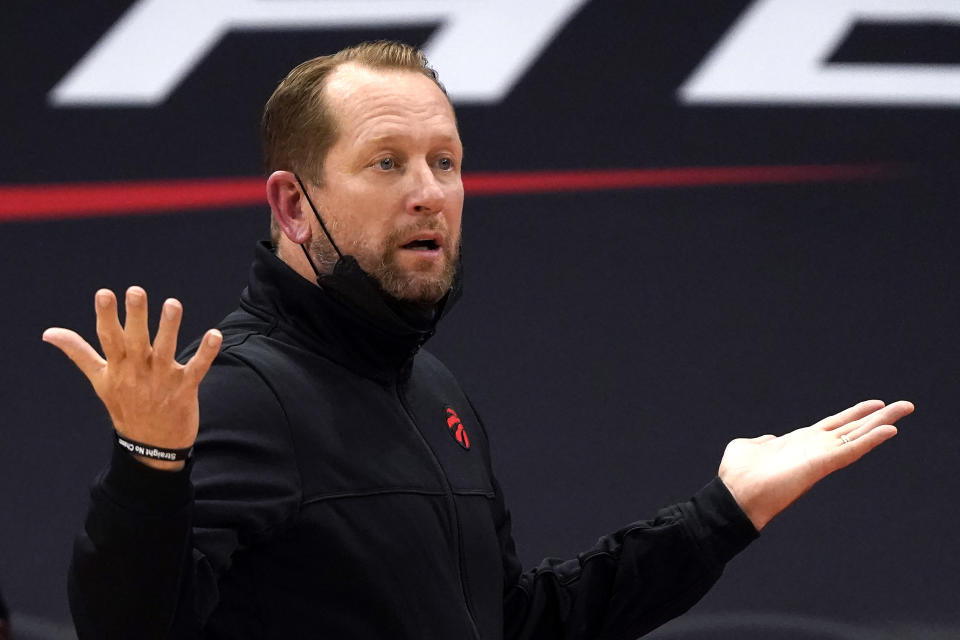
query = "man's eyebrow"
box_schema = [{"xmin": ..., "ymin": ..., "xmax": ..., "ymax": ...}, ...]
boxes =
[{"xmin": 363, "ymin": 132, "xmax": 462, "ymax": 147}]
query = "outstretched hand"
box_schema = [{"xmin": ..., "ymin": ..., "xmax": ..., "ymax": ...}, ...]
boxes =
[
  {"xmin": 719, "ymin": 400, "xmax": 914, "ymax": 531},
  {"xmin": 43, "ymin": 286, "xmax": 222, "ymax": 470}
]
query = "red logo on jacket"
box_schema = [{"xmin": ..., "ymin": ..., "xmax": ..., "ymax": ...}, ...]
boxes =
[{"xmin": 445, "ymin": 408, "xmax": 470, "ymax": 450}]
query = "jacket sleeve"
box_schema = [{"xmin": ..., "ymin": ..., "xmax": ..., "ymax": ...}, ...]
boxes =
[
  {"xmin": 67, "ymin": 352, "xmax": 301, "ymax": 639},
  {"xmin": 496, "ymin": 474, "xmax": 758, "ymax": 640}
]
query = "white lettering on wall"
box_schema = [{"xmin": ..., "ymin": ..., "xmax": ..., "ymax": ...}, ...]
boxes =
[
  {"xmin": 49, "ymin": 0, "xmax": 587, "ymax": 107},
  {"xmin": 680, "ymin": 0, "xmax": 960, "ymax": 106}
]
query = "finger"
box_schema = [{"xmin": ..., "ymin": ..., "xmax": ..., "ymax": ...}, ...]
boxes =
[
  {"xmin": 94, "ymin": 289, "xmax": 125, "ymax": 361},
  {"xmin": 832, "ymin": 424, "xmax": 898, "ymax": 470},
  {"xmin": 184, "ymin": 329, "xmax": 222, "ymax": 386},
  {"xmin": 817, "ymin": 399, "xmax": 885, "ymax": 431},
  {"xmin": 751, "ymin": 434, "xmax": 776, "ymax": 443},
  {"xmin": 843, "ymin": 401, "xmax": 914, "ymax": 441},
  {"xmin": 153, "ymin": 298, "xmax": 183, "ymax": 363},
  {"xmin": 42, "ymin": 327, "xmax": 106, "ymax": 380},
  {"xmin": 123, "ymin": 286, "xmax": 151, "ymax": 358},
  {"xmin": 836, "ymin": 410, "xmax": 871, "ymax": 437}
]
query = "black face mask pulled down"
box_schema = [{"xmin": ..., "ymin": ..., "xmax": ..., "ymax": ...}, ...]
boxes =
[{"xmin": 293, "ymin": 174, "xmax": 462, "ymax": 337}]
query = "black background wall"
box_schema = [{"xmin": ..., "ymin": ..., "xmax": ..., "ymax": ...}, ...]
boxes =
[{"xmin": 2, "ymin": 1, "xmax": 958, "ymax": 638}]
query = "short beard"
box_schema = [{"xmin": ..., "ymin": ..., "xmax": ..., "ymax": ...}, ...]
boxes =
[{"xmin": 309, "ymin": 221, "xmax": 459, "ymax": 306}]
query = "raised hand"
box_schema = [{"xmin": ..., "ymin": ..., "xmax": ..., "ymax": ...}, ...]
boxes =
[
  {"xmin": 42, "ymin": 286, "xmax": 222, "ymax": 470},
  {"xmin": 718, "ymin": 399, "xmax": 914, "ymax": 531}
]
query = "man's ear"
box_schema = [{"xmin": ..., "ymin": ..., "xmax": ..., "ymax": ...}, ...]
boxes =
[{"xmin": 266, "ymin": 170, "xmax": 312, "ymax": 245}]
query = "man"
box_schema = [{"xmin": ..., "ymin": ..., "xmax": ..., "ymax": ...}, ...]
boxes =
[{"xmin": 44, "ymin": 41, "xmax": 913, "ymax": 639}]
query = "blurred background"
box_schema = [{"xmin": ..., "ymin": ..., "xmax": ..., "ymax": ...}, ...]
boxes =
[{"xmin": 2, "ymin": 1, "xmax": 958, "ymax": 638}]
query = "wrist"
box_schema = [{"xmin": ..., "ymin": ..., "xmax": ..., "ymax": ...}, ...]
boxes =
[
  {"xmin": 115, "ymin": 430, "xmax": 193, "ymax": 471},
  {"xmin": 717, "ymin": 473, "xmax": 768, "ymax": 532},
  {"xmin": 103, "ymin": 437, "xmax": 193, "ymax": 513},
  {"xmin": 134, "ymin": 455, "xmax": 187, "ymax": 471}
]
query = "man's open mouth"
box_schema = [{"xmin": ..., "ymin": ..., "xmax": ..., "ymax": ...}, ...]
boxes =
[
  {"xmin": 400, "ymin": 233, "xmax": 444, "ymax": 252},
  {"xmin": 402, "ymin": 239, "xmax": 439, "ymax": 251}
]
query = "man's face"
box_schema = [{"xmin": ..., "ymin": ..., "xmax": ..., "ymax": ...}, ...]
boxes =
[{"xmin": 308, "ymin": 63, "xmax": 464, "ymax": 305}]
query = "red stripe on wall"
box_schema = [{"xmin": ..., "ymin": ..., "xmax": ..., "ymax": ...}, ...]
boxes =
[
  {"xmin": 465, "ymin": 164, "xmax": 896, "ymax": 194},
  {"xmin": 0, "ymin": 178, "xmax": 267, "ymax": 222},
  {"xmin": 0, "ymin": 164, "xmax": 896, "ymax": 223}
]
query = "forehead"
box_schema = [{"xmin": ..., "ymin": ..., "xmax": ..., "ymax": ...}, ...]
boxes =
[{"xmin": 323, "ymin": 63, "xmax": 459, "ymax": 146}]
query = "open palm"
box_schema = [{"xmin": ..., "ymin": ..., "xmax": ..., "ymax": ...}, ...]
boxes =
[
  {"xmin": 719, "ymin": 400, "xmax": 914, "ymax": 530},
  {"xmin": 43, "ymin": 286, "xmax": 222, "ymax": 470}
]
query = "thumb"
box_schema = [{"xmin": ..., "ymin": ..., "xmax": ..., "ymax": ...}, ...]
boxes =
[{"xmin": 43, "ymin": 327, "xmax": 106, "ymax": 381}]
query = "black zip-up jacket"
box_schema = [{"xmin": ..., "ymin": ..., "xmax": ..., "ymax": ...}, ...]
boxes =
[{"xmin": 68, "ymin": 242, "xmax": 758, "ymax": 639}]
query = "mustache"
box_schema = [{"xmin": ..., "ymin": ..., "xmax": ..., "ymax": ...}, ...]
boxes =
[{"xmin": 386, "ymin": 219, "xmax": 453, "ymax": 248}]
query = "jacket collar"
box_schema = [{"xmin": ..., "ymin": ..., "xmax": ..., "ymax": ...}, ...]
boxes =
[{"xmin": 239, "ymin": 241, "xmax": 459, "ymax": 382}]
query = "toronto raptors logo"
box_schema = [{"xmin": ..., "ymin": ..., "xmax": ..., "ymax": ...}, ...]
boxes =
[{"xmin": 445, "ymin": 408, "xmax": 471, "ymax": 450}]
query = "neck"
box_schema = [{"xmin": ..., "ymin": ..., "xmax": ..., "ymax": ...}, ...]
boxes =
[
  {"xmin": 276, "ymin": 238, "xmax": 322, "ymax": 284},
  {"xmin": 385, "ymin": 295, "xmax": 439, "ymax": 331}
]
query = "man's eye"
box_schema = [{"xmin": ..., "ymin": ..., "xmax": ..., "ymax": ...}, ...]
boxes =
[
  {"xmin": 378, "ymin": 157, "xmax": 395, "ymax": 170},
  {"xmin": 437, "ymin": 157, "xmax": 452, "ymax": 170}
]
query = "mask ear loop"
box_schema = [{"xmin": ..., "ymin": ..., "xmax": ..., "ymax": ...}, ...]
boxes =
[{"xmin": 294, "ymin": 173, "xmax": 343, "ymax": 278}]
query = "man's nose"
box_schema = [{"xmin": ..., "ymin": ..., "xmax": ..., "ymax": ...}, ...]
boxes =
[{"xmin": 407, "ymin": 162, "xmax": 445, "ymax": 215}]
